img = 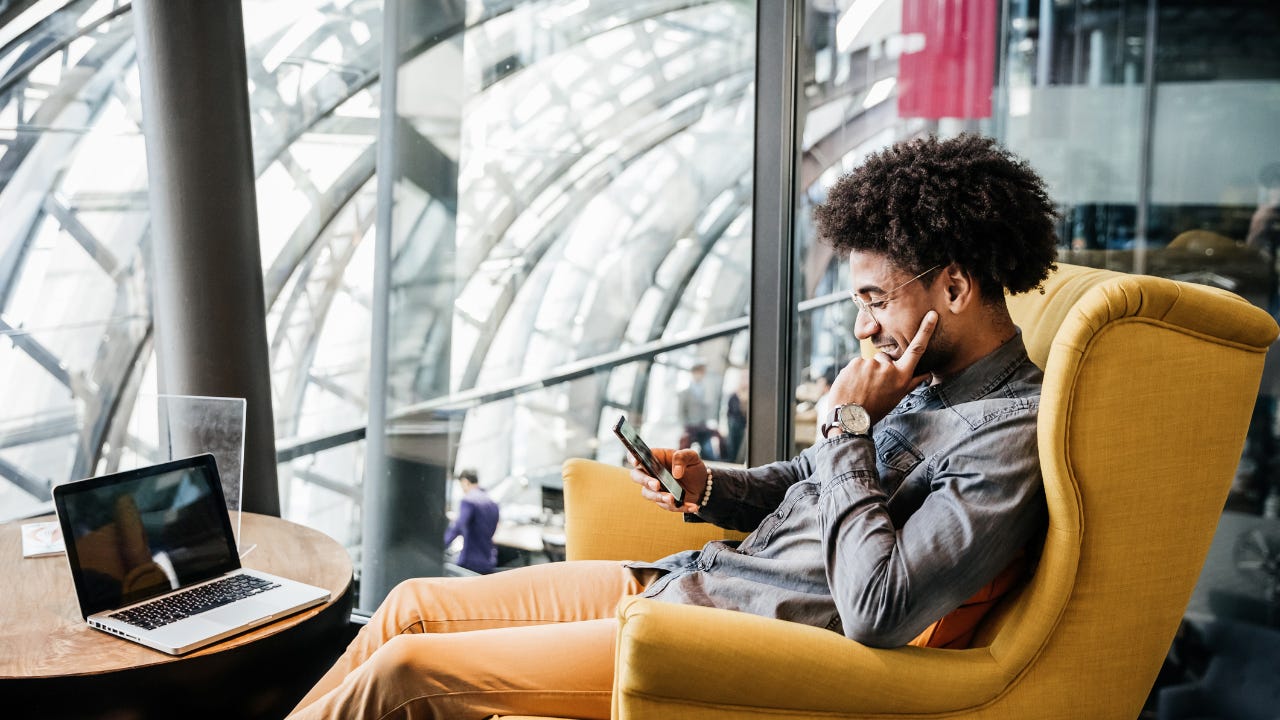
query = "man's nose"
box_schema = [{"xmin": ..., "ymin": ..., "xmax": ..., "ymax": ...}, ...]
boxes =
[{"xmin": 853, "ymin": 307, "xmax": 879, "ymax": 339}]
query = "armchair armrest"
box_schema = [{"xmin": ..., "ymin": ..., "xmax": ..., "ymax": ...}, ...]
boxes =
[
  {"xmin": 562, "ymin": 458, "xmax": 745, "ymax": 562},
  {"xmin": 612, "ymin": 597, "xmax": 1009, "ymax": 718}
]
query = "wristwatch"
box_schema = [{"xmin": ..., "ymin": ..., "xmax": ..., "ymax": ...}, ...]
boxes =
[{"xmin": 821, "ymin": 403, "xmax": 871, "ymax": 439}]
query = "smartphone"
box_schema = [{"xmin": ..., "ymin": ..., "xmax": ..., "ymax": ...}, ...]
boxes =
[{"xmin": 612, "ymin": 415, "xmax": 685, "ymax": 504}]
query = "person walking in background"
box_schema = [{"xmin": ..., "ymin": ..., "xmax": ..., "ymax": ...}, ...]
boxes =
[
  {"xmin": 444, "ymin": 469, "xmax": 500, "ymax": 574},
  {"xmin": 677, "ymin": 362, "xmax": 720, "ymax": 460},
  {"xmin": 723, "ymin": 370, "xmax": 748, "ymax": 463}
]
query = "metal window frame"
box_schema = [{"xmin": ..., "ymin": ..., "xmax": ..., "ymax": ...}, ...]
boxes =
[{"xmin": 748, "ymin": 0, "xmax": 803, "ymax": 465}]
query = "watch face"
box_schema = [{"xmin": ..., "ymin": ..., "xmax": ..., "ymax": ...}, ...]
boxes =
[{"xmin": 839, "ymin": 404, "xmax": 871, "ymax": 434}]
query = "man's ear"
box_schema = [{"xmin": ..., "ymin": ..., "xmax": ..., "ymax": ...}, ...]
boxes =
[{"xmin": 940, "ymin": 265, "xmax": 976, "ymax": 312}]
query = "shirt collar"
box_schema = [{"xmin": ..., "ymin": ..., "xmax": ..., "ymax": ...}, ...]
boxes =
[{"xmin": 927, "ymin": 330, "xmax": 1032, "ymax": 408}]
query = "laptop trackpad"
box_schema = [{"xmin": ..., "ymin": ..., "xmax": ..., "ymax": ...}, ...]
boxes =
[{"xmin": 202, "ymin": 598, "xmax": 275, "ymax": 628}]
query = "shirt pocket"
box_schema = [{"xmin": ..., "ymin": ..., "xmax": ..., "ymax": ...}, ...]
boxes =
[{"xmin": 876, "ymin": 428, "xmax": 924, "ymax": 493}]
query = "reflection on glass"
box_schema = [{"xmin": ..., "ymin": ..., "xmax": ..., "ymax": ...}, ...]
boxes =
[{"xmin": 59, "ymin": 464, "xmax": 230, "ymax": 613}]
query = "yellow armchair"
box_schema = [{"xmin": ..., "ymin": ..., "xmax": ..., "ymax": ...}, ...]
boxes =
[{"xmin": 515, "ymin": 262, "xmax": 1279, "ymax": 720}]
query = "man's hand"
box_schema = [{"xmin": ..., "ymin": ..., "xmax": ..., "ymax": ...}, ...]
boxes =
[
  {"xmin": 829, "ymin": 310, "xmax": 938, "ymax": 425},
  {"xmin": 629, "ymin": 447, "xmax": 707, "ymax": 513}
]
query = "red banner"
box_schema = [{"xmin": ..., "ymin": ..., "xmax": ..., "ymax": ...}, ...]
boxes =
[{"xmin": 897, "ymin": 0, "xmax": 996, "ymax": 119}]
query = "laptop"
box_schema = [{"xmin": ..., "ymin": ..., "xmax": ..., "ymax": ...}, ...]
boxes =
[{"xmin": 52, "ymin": 453, "xmax": 331, "ymax": 655}]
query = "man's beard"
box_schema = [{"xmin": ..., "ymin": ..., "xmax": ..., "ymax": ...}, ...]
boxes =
[{"xmin": 913, "ymin": 321, "xmax": 953, "ymax": 377}]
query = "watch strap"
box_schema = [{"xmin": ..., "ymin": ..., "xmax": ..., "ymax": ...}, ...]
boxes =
[{"xmin": 820, "ymin": 407, "xmax": 841, "ymax": 439}]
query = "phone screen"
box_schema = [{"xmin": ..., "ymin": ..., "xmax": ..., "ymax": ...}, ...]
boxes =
[{"xmin": 613, "ymin": 415, "xmax": 685, "ymax": 504}]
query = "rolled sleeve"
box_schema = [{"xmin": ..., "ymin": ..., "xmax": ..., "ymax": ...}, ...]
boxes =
[{"xmin": 694, "ymin": 455, "xmax": 811, "ymax": 532}]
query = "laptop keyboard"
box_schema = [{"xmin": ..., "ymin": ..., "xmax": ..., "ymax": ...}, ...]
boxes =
[{"xmin": 110, "ymin": 574, "xmax": 280, "ymax": 630}]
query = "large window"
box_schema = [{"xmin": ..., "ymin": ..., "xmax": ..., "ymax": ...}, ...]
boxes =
[
  {"xmin": 360, "ymin": 0, "xmax": 756, "ymax": 604},
  {"xmin": 789, "ymin": 1, "xmax": 1280, "ymax": 714},
  {"xmin": 0, "ymin": 0, "xmax": 383, "ymax": 547},
  {"xmin": 0, "ymin": 0, "xmax": 758, "ymax": 606},
  {"xmin": 1, "ymin": 2, "xmax": 1278, "ymax": 707}
]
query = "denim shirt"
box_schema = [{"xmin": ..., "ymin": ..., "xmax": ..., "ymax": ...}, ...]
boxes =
[{"xmin": 631, "ymin": 332, "xmax": 1046, "ymax": 648}]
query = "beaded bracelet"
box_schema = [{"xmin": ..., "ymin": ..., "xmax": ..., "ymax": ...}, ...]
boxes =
[{"xmin": 699, "ymin": 466, "xmax": 714, "ymax": 508}]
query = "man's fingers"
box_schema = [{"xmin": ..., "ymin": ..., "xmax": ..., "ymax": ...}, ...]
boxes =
[
  {"xmin": 896, "ymin": 310, "xmax": 938, "ymax": 371},
  {"xmin": 651, "ymin": 488, "xmax": 680, "ymax": 512},
  {"xmin": 631, "ymin": 468, "xmax": 685, "ymax": 512}
]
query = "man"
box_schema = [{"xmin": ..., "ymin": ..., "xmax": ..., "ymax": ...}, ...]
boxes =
[
  {"xmin": 723, "ymin": 368, "xmax": 749, "ymax": 463},
  {"xmin": 677, "ymin": 361, "xmax": 720, "ymax": 459},
  {"xmin": 288, "ymin": 134, "xmax": 1058, "ymax": 719},
  {"xmin": 443, "ymin": 469, "xmax": 499, "ymax": 575}
]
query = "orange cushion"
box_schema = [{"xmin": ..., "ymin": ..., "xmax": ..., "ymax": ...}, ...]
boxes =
[{"xmin": 908, "ymin": 555, "xmax": 1026, "ymax": 649}]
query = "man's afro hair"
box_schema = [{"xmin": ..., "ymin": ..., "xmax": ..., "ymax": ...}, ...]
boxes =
[{"xmin": 813, "ymin": 134, "xmax": 1059, "ymax": 299}]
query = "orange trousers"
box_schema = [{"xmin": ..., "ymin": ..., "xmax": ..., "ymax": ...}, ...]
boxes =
[{"xmin": 288, "ymin": 560, "xmax": 645, "ymax": 720}]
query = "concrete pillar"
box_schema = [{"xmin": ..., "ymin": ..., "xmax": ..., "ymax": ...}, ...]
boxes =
[{"xmin": 132, "ymin": 0, "xmax": 280, "ymax": 515}]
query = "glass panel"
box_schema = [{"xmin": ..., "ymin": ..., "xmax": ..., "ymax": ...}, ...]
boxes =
[
  {"xmin": 0, "ymin": 0, "xmax": 151, "ymax": 524},
  {"xmin": 793, "ymin": 0, "xmax": 943, "ymax": 444},
  {"xmin": 115, "ymin": 394, "xmax": 248, "ymax": 547},
  {"xmin": 364, "ymin": 0, "xmax": 757, "ymax": 608},
  {"xmin": 794, "ymin": 0, "xmax": 1280, "ymax": 711},
  {"xmin": 279, "ymin": 439, "xmax": 365, "ymax": 558},
  {"xmin": 4, "ymin": 0, "xmax": 383, "ymax": 536},
  {"xmin": 0, "ymin": 0, "xmax": 384, "ymax": 534},
  {"xmin": 0, "ymin": 317, "xmax": 147, "ymax": 523},
  {"xmin": 997, "ymin": 8, "xmax": 1280, "ymax": 681}
]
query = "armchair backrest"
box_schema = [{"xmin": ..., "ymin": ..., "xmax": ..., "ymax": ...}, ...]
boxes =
[{"xmin": 975, "ymin": 262, "xmax": 1277, "ymax": 717}]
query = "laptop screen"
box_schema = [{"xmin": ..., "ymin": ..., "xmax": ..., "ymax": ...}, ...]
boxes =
[{"xmin": 54, "ymin": 455, "xmax": 240, "ymax": 618}]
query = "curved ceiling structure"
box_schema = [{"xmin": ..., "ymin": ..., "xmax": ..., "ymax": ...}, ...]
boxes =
[{"xmin": 0, "ymin": 1, "xmax": 777, "ymax": 541}]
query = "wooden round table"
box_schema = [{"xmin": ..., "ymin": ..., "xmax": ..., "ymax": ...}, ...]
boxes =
[{"xmin": 0, "ymin": 512, "xmax": 354, "ymax": 718}]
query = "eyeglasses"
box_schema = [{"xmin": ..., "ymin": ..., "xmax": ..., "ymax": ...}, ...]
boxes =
[{"xmin": 849, "ymin": 265, "xmax": 941, "ymax": 325}]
